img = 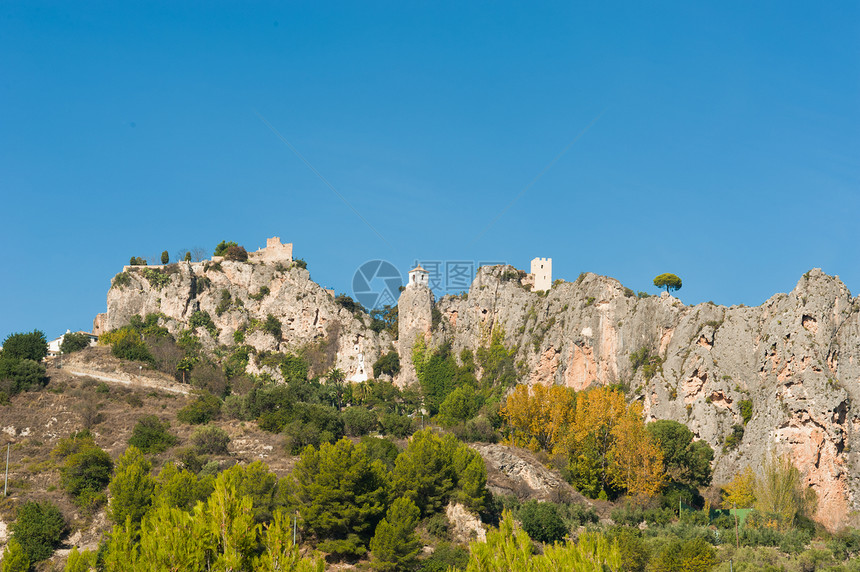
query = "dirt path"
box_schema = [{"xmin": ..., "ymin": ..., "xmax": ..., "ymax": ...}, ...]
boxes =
[{"xmin": 64, "ymin": 366, "xmax": 190, "ymax": 395}]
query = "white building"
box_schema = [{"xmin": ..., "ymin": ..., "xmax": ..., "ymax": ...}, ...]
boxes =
[
  {"xmin": 407, "ymin": 265, "xmax": 430, "ymax": 288},
  {"xmin": 530, "ymin": 257, "xmax": 552, "ymax": 292}
]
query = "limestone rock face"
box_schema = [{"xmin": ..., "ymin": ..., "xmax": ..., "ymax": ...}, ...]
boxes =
[
  {"xmin": 99, "ymin": 257, "xmax": 860, "ymax": 529},
  {"xmin": 430, "ymin": 267, "xmax": 860, "ymax": 530},
  {"xmin": 397, "ymin": 284, "xmax": 433, "ymax": 385},
  {"xmin": 100, "ymin": 261, "xmax": 393, "ymax": 381}
]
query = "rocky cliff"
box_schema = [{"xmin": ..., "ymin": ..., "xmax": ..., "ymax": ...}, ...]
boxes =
[
  {"xmin": 96, "ymin": 259, "xmax": 394, "ymax": 382},
  {"xmin": 97, "ymin": 254, "xmax": 860, "ymax": 529},
  {"xmin": 432, "ymin": 266, "xmax": 860, "ymax": 530}
]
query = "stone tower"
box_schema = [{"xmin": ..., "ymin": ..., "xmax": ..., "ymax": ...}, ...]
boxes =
[
  {"xmin": 530, "ymin": 257, "xmax": 552, "ymax": 292},
  {"xmin": 397, "ymin": 265, "xmax": 434, "ymax": 385}
]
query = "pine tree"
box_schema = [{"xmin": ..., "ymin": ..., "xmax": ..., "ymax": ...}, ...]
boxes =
[
  {"xmin": 369, "ymin": 498, "xmax": 421, "ymax": 571},
  {"xmin": 108, "ymin": 446, "xmax": 155, "ymax": 527},
  {"xmin": 0, "ymin": 540, "xmax": 30, "ymax": 572}
]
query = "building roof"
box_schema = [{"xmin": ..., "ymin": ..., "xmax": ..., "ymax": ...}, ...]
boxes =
[{"xmin": 409, "ymin": 265, "xmax": 429, "ymax": 274}]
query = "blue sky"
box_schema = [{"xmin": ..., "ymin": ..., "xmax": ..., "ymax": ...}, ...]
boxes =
[{"xmin": 1, "ymin": 2, "xmax": 858, "ymax": 342}]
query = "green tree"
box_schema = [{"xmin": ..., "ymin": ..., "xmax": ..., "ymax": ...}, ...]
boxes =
[
  {"xmin": 184, "ymin": 251, "xmax": 192, "ymax": 261},
  {"xmin": 60, "ymin": 332, "xmax": 91, "ymax": 354},
  {"xmin": 161, "ymin": 250, "xmax": 169, "ymax": 264},
  {"xmin": 646, "ymin": 420, "xmax": 714, "ymax": 487},
  {"xmin": 438, "ymin": 385, "xmax": 483, "ymax": 427},
  {"xmin": 109, "ymin": 446, "xmax": 155, "ymax": 527},
  {"xmin": 372, "ymin": 350, "xmax": 401, "ymax": 378},
  {"xmin": 213, "ymin": 240, "xmax": 238, "ymax": 256},
  {"xmin": 10, "ymin": 501, "xmax": 66, "ymax": 562},
  {"xmin": 1, "ymin": 330, "xmax": 48, "ymax": 361},
  {"xmin": 61, "ymin": 446, "xmax": 113, "ymax": 508},
  {"xmin": 0, "ymin": 355, "xmax": 48, "ymax": 394},
  {"xmin": 0, "ymin": 539, "xmax": 30, "ymax": 572},
  {"xmin": 255, "ymin": 510, "xmax": 325, "ymax": 572},
  {"xmin": 370, "ymin": 497, "xmax": 422, "ymax": 571},
  {"xmin": 290, "ymin": 438, "xmax": 389, "ymax": 558},
  {"xmin": 128, "ymin": 415, "xmax": 178, "ymax": 453},
  {"xmin": 653, "ymin": 273, "xmax": 682, "ymax": 294},
  {"xmin": 64, "ymin": 547, "xmax": 96, "ymax": 572},
  {"xmin": 754, "ymin": 453, "xmax": 817, "ymax": 529},
  {"xmin": 392, "ymin": 430, "xmax": 487, "ymax": 516},
  {"xmin": 517, "ymin": 500, "xmax": 567, "ymax": 544}
]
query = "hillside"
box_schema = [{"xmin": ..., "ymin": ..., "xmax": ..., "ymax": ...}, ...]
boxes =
[{"xmin": 99, "ymin": 249, "xmax": 860, "ymax": 530}]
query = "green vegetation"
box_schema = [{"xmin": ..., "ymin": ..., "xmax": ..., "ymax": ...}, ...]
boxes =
[
  {"xmin": 9, "ymin": 501, "xmax": 65, "ymax": 563},
  {"xmin": 60, "ymin": 332, "xmax": 91, "ymax": 354},
  {"xmin": 142, "ymin": 267, "xmax": 171, "ymax": 289},
  {"xmin": 108, "ymin": 446, "xmax": 155, "ymax": 527},
  {"xmin": 372, "ymin": 350, "xmax": 401, "ymax": 378},
  {"xmin": 629, "ymin": 346, "xmax": 664, "ymax": 380},
  {"xmin": 249, "ymin": 285, "xmax": 270, "ymax": 300},
  {"xmin": 2, "ymin": 330, "xmax": 48, "ymax": 361},
  {"xmin": 161, "ymin": 250, "xmax": 169, "ymax": 264},
  {"xmin": 370, "ymin": 498, "xmax": 422, "ymax": 571},
  {"xmin": 129, "ymin": 256, "xmax": 147, "ymax": 265},
  {"xmin": 740, "ymin": 399, "xmax": 753, "ymax": 424},
  {"xmin": 653, "ymin": 273, "xmax": 683, "ymax": 293},
  {"xmin": 53, "ymin": 431, "xmax": 113, "ymax": 510},
  {"xmin": 128, "ymin": 415, "xmax": 178, "ymax": 453},
  {"xmin": 0, "ymin": 539, "xmax": 29, "ymax": 572},
  {"xmin": 213, "ymin": 240, "xmax": 238, "ymax": 256}
]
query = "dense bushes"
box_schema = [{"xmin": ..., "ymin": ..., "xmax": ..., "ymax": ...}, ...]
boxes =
[
  {"xmin": 516, "ymin": 500, "xmax": 567, "ymax": 543},
  {"xmin": 60, "ymin": 332, "xmax": 91, "ymax": 354},
  {"xmin": 128, "ymin": 415, "xmax": 178, "ymax": 453},
  {"xmin": 2, "ymin": 330, "xmax": 48, "ymax": 361},
  {"xmin": 9, "ymin": 501, "xmax": 65, "ymax": 563},
  {"xmin": 177, "ymin": 392, "xmax": 222, "ymax": 424},
  {"xmin": 0, "ymin": 330, "xmax": 49, "ymax": 397}
]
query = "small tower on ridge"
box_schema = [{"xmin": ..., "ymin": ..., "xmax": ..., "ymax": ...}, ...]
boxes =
[{"xmin": 408, "ymin": 265, "xmax": 430, "ymax": 288}]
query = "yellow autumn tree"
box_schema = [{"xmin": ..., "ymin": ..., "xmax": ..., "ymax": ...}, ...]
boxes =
[
  {"xmin": 500, "ymin": 384, "xmax": 577, "ymax": 453},
  {"xmin": 609, "ymin": 403, "xmax": 664, "ymax": 500},
  {"xmin": 722, "ymin": 466, "xmax": 756, "ymax": 509}
]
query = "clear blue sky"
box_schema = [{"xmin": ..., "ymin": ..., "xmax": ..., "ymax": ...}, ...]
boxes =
[{"xmin": 1, "ymin": 2, "xmax": 858, "ymax": 342}]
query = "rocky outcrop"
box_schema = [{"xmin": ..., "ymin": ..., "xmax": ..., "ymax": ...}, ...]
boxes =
[
  {"xmin": 98, "ymin": 254, "xmax": 860, "ymax": 529},
  {"xmin": 431, "ymin": 267, "xmax": 860, "ymax": 530},
  {"xmin": 97, "ymin": 260, "xmax": 394, "ymax": 382}
]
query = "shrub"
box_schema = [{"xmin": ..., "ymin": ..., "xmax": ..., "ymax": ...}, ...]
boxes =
[
  {"xmin": 724, "ymin": 424, "xmax": 745, "ymax": 451},
  {"xmin": 10, "ymin": 501, "xmax": 66, "ymax": 562},
  {"xmin": 191, "ymin": 425, "xmax": 230, "ymax": 455},
  {"xmin": 177, "ymin": 392, "xmax": 222, "ymax": 424},
  {"xmin": 128, "ymin": 415, "xmax": 178, "ymax": 453},
  {"xmin": 60, "ymin": 332, "xmax": 91, "ymax": 354},
  {"xmin": 1, "ymin": 330, "xmax": 48, "ymax": 361},
  {"xmin": 517, "ymin": 500, "xmax": 567, "ymax": 543},
  {"xmin": 417, "ymin": 543, "xmax": 469, "ymax": 572},
  {"xmin": 161, "ymin": 250, "xmax": 169, "ymax": 264},
  {"xmin": 213, "ymin": 240, "xmax": 238, "ymax": 256},
  {"xmin": 224, "ymin": 245, "xmax": 248, "ymax": 261},
  {"xmin": 111, "ymin": 271, "xmax": 132, "ymax": 289},
  {"xmin": 142, "ymin": 267, "xmax": 170, "ymax": 289},
  {"xmin": 129, "ymin": 256, "xmax": 147, "ymax": 265},
  {"xmin": 739, "ymin": 399, "xmax": 753, "ymax": 425},
  {"xmin": 263, "ymin": 314, "xmax": 282, "ymax": 339},
  {"xmin": 380, "ymin": 412, "xmax": 413, "ymax": 438},
  {"xmin": 0, "ymin": 356, "xmax": 48, "ymax": 395},
  {"xmin": 373, "ymin": 350, "xmax": 401, "ymax": 378},
  {"xmin": 0, "ymin": 539, "xmax": 29, "ymax": 572},
  {"xmin": 342, "ymin": 406, "xmax": 378, "ymax": 436},
  {"xmin": 189, "ymin": 310, "xmax": 218, "ymax": 337},
  {"xmin": 249, "ymin": 286, "xmax": 270, "ymax": 301},
  {"xmin": 61, "ymin": 446, "xmax": 113, "ymax": 508}
]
